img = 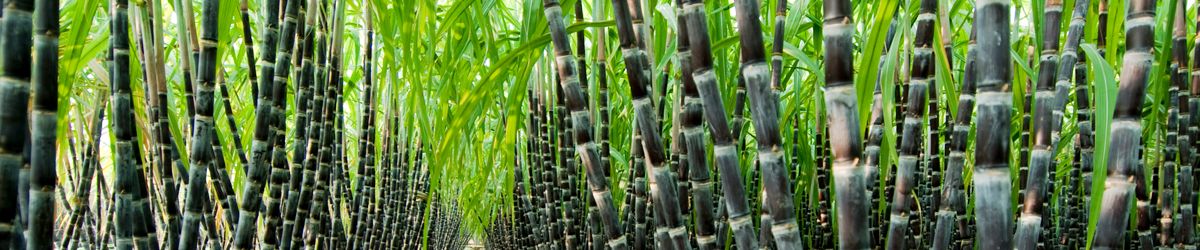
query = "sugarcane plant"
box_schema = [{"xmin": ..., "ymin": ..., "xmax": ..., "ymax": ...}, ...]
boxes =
[
  {"xmin": 231, "ymin": 0, "xmax": 282, "ymax": 246},
  {"xmin": 611, "ymin": 0, "xmax": 690, "ymax": 247},
  {"xmin": 672, "ymin": 0, "xmax": 717, "ymax": 249},
  {"xmin": 822, "ymin": 0, "xmax": 870, "ymax": 248},
  {"xmin": 681, "ymin": 0, "xmax": 758, "ymax": 248},
  {"xmin": 43, "ymin": 0, "xmax": 1200, "ymax": 249},
  {"xmin": 1015, "ymin": 0, "xmax": 1063, "ymax": 248},
  {"xmin": 541, "ymin": 0, "xmax": 627, "ymax": 248},
  {"xmin": 974, "ymin": 0, "xmax": 1014, "ymax": 248},
  {"xmin": 177, "ymin": 0, "xmax": 221, "ymax": 248},
  {"xmin": 733, "ymin": 0, "xmax": 803, "ymax": 247},
  {"xmin": 26, "ymin": 0, "xmax": 58, "ymax": 247},
  {"xmin": 1092, "ymin": 0, "xmax": 1156, "ymax": 248},
  {"xmin": 888, "ymin": 0, "xmax": 936, "ymax": 248},
  {"xmin": 1181, "ymin": 1, "xmax": 1200, "ymax": 247},
  {"xmin": 1158, "ymin": 1, "xmax": 1187, "ymax": 247},
  {"xmin": 934, "ymin": 25, "xmax": 975, "ymax": 250},
  {"xmin": 0, "ymin": 0, "xmax": 33, "ymax": 248}
]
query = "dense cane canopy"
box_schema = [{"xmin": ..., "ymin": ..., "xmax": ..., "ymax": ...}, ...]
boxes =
[{"xmin": 16, "ymin": 0, "xmax": 1200, "ymax": 248}]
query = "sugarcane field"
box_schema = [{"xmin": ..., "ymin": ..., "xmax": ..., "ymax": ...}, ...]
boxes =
[{"xmin": 15, "ymin": 0, "xmax": 1200, "ymax": 248}]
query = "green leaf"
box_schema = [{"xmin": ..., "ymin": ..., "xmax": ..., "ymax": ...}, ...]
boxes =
[{"xmin": 1081, "ymin": 43, "xmax": 1117, "ymax": 248}]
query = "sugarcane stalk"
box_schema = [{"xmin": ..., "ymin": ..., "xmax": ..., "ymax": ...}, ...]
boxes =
[
  {"xmin": 1018, "ymin": 46, "xmax": 1032, "ymax": 228},
  {"xmin": 1181, "ymin": 2, "xmax": 1200, "ymax": 247},
  {"xmin": 1160, "ymin": 1, "xmax": 1187, "ymax": 246},
  {"xmin": 530, "ymin": 91, "xmax": 547, "ymax": 249},
  {"xmin": 729, "ymin": 0, "xmax": 805, "ymax": 247},
  {"xmin": 208, "ymin": 123, "xmax": 238, "ymax": 233},
  {"xmin": 0, "ymin": 0, "xmax": 33, "ymax": 246},
  {"xmin": 680, "ymin": 0, "xmax": 759, "ymax": 248},
  {"xmin": 1092, "ymin": 0, "xmax": 1156, "ymax": 247},
  {"xmin": 309, "ymin": 1, "xmax": 344, "ymax": 245},
  {"xmin": 516, "ymin": 153, "xmax": 537, "ymax": 249},
  {"xmin": 1053, "ymin": 0, "xmax": 1090, "ymax": 123},
  {"xmin": 544, "ymin": 0, "xmax": 627, "ymax": 248},
  {"xmin": 671, "ymin": 0, "xmax": 715, "ymax": 248},
  {"xmin": 543, "ymin": 86, "xmax": 566, "ymax": 250},
  {"xmin": 239, "ymin": 0, "xmax": 256, "ymax": 100},
  {"xmin": 525, "ymin": 91, "xmax": 546, "ymax": 249},
  {"xmin": 534, "ymin": 88, "xmax": 552, "ymax": 249},
  {"xmin": 279, "ymin": 2, "xmax": 314, "ymax": 246},
  {"xmin": 230, "ymin": 0, "xmax": 282, "ymax": 246},
  {"xmin": 201, "ymin": 191, "xmax": 220, "ymax": 249},
  {"xmin": 923, "ymin": 21, "xmax": 945, "ymax": 250},
  {"xmin": 25, "ymin": 0, "xmax": 57, "ymax": 247},
  {"xmin": 973, "ymin": 0, "xmax": 1015, "ymax": 248},
  {"xmin": 935, "ymin": 25, "xmax": 976, "ymax": 250},
  {"xmin": 350, "ymin": 9, "xmax": 377, "ymax": 248},
  {"xmin": 530, "ymin": 89, "xmax": 546, "ymax": 249},
  {"xmin": 866, "ymin": 23, "xmax": 897, "ymax": 248},
  {"xmin": 606, "ymin": 0, "xmax": 689, "ymax": 247},
  {"xmin": 887, "ymin": 0, "xmax": 936, "ymax": 248},
  {"xmin": 632, "ymin": 132, "xmax": 652, "ymax": 249},
  {"xmin": 179, "ymin": 0, "xmax": 198, "ymax": 134},
  {"xmin": 288, "ymin": 29, "xmax": 330, "ymax": 250},
  {"xmin": 262, "ymin": 0, "xmax": 303, "ymax": 246},
  {"xmin": 625, "ymin": 0, "xmax": 652, "ymax": 81},
  {"xmin": 64, "ymin": 107, "xmax": 105, "ymax": 250},
  {"xmin": 303, "ymin": 4, "xmax": 342, "ymax": 246},
  {"xmin": 125, "ymin": 8, "xmax": 169, "ymax": 249},
  {"xmin": 669, "ymin": 73, "xmax": 690, "ymax": 250},
  {"xmin": 1046, "ymin": 0, "xmax": 1089, "ymax": 246},
  {"xmin": 593, "ymin": 0, "xmax": 611, "ymax": 189},
  {"xmin": 109, "ymin": 0, "xmax": 155, "ymax": 248},
  {"xmin": 565, "ymin": 91, "xmax": 588, "ymax": 250},
  {"xmin": 130, "ymin": 3, "xmax": 187, "ymax": 246},
  {"xmin": 1062, "ymin": 49, "xmax": 1090, "ymax": 249},
  {"xmin": 820, "ymin": 0, "xmax": 871, "ymax": 248},
  {"xmin": 218, "ymin": 78, "xmax": 248, "ymax": 168},
  {"xmin": 815, "ymin": 111, "xmax": 834, "ymax": 248},
  {"xmin": 567, "ymin": 2, "xmax": 587, "ymax": 247},
  {"xmin": 178, "ymin": 0, "xmax": 221, "ymax": 247},
  {"xmin": 280, "ymin": 2, "xmax": 320, "ymax": 247},
  {"xmin": 1015, "ymin": 1, "xmax": 1063, "ymax": 248},
  {"xmin": 1076, "ymin": 3, "xmax": 1107, "ymax": 249}
]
